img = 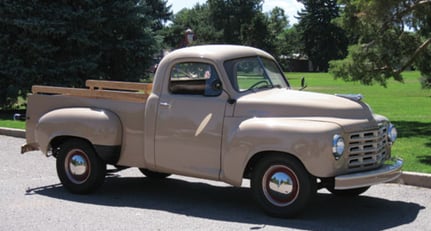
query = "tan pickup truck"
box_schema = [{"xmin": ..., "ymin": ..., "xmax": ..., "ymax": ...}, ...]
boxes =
[{"xmin": 21, "ymin": 45, "xmax": 402, "ymax": 217}]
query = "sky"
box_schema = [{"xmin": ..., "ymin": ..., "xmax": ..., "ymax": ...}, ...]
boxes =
[{"xmin": 167, "ymin": 0, "xmax": 304, "ymax": 25}]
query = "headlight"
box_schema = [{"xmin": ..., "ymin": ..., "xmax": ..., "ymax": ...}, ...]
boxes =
[
  {"xmin": 332, "ymin": 134, "xmax": 345, "ymax": 160},
  {"xmin": 388, "ymin": 123, "xmax": 397, "ymax": 143}
]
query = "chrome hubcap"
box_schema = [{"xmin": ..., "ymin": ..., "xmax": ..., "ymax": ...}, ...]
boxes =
[
  {"xmin": 66, "ymin": 149, "xmax": 90, "ymax": 184},
  {"xmin": 262, "ymin": 165, "xmax": 299, "ymax": 206}
]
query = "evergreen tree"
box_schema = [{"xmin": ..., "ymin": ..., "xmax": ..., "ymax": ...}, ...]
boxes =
[
  {"xmin": 0, "ymin": 0, "xmax": 169, "ymax": 108},
  {"xmin": 207, "ymin": 0, "xmax": 270, "ymax": 49},
  {"xmin": 296, "ymin": 0, "xmax": 348, "ymax": 71},
  {"xmin": 144, "ymin": 0, "xmax": 172, "ymax": 31}
]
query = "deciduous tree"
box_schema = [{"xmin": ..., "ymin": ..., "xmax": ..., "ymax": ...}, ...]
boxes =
[
  {"xmin": 330, "ymin": 0, "xmax": 431, "ymax": 87},
  {"xmin": 266, "ymin": 7, "xmax": 290, "ymax": 59},
  {"xmin": 161, "ymin": 3, "xmax": 221, "ymax": 48}
]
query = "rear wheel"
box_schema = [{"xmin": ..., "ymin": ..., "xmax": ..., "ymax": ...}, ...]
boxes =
[
  {"xmin": 251, "ymin": 154, "xmax": 316, "ymax": 217},
  {"xmin": 56, "ymin": 139, "xmax": 106, "ymax": 194},
  {"xmin": 139, "ymin": 168, "xmax": 171, "ymax": 179}
]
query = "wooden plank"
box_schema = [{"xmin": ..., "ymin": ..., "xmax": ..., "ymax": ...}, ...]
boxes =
[
  {"xmin": 92, "ymin": 89, "xmax": 148, "ymax": 102},
  {"xmin": 85, "ymin": 80, "xmax": 152, "ymax": 93},
  {"xmin": 32, "ymin": 85, "xmax": 148, "ymax": 102},
  {"xmin": 32, "ymin": 86, "xmax": 92, "ymax": 97}
]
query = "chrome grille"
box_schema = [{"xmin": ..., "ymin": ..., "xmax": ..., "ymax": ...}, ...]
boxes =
[{"xmin": 347, "ymin": 125, "xmax": 389, "ymax": 170}]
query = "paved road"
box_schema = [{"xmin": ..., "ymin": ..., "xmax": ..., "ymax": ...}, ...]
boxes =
[{"xmin": 1, "ymin": 135, "xmax": 430, "ymax": 231}]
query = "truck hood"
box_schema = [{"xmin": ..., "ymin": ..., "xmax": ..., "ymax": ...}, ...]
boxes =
[{"xmin": 234, "ymin": 89, "xmax": 378, "ymax": 131}]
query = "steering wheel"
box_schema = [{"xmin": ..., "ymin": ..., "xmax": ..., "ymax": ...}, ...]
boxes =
[{"xmin": 247, "ymin": 80, "xmax": 270, "ymax": 91}]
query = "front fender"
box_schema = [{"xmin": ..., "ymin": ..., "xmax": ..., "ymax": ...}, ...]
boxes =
[
  {"xmin": 35, "ymin": 107, "xmax": 122, "ymax": 162},
  {"xmin": 221, "ymin": 117, "xmax": 343, "ymax": 186}
]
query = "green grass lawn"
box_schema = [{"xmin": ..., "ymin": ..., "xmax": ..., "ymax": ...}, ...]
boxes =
[
  {"xmin": 0, "ymin": 120, "xmax": 25, "ymax": 129},
  {"xmin": 287, "ymin": 71, "xmax": 431, "ymax": 173},
  {"xmin": 1, "ymin": 71, "xmax": 430, "ymax": 173},
  {"xmin": 0, "ymin": 111, "xmax": 25, "ymax": 129}
]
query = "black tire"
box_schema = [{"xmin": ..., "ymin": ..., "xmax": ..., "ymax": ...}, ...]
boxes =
[
  {"xmin": 251, "ymin": 154, "xmax": 316, "ymax": 217},
  {"xmin": 327, "ymin": 186, "xmax": 370, "ymax": 196},
  {"xmin": 139, "ymin": 168, "xmax": 171, "ymax": 179},
  {"xmin": 56, "ymin": 139, "xmax": 106, "ymax": 194}
]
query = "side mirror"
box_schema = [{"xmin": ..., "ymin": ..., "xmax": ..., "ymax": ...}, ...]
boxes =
[{"xmin": 300, "ymin": 77, "xmax": 307, "ymax": 91}]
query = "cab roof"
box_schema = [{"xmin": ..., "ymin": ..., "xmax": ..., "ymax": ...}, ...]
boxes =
[{"xmin": 162, "ymin": 45, "xmax": 275, "ymax": 64}]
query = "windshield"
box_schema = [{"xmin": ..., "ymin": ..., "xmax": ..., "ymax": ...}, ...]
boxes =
[{"xmin": 224, "ymin": 56, "xmax": 289, "ymax": 92}]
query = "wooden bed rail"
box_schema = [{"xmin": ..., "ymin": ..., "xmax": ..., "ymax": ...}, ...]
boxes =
[
  {"xmin": 32, "ymin": 80, "xmax": 153, "ymax": 103},
  {"xmin": 85, "ymin": 80, "xmax": 152, "ymax": 94}
]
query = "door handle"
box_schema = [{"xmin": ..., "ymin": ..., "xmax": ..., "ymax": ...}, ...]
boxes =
[{"xmin": 159, "ymin": 102, "xmax": 171, "ymax": 108}]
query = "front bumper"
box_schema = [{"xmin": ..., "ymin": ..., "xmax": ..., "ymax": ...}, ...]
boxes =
[{"xmin": 334, "ymin": 158, "xmax": 403, "ymax": 190}]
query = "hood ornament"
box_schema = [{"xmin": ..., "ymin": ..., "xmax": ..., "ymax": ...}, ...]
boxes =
[{"xmin": 335, "ymin": 94, "xmax": 364, "ymax": 102}]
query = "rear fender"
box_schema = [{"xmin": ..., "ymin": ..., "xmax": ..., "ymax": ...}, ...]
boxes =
[{"xmin": 35, "ymin": 107, "xmax": 122, "ymax": 163}]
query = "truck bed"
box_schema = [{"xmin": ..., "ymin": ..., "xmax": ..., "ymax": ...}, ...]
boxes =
[{"xmin": 25, "ymin": 80, "xmax": 153, "ymax": 167}]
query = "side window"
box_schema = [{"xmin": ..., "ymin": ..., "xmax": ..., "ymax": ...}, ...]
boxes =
[{"xmin": 169, "ymin": 62, "xmax": 222, "ymax": 96}]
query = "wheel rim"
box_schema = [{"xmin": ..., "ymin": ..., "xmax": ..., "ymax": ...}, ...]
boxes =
[
  {"xmin": 262, "ymin": 165, "xmax": 299, "ymax": 207},
  {"xmin": 65, "ymin": 149, "xmax": 91, "ymax": 184}
]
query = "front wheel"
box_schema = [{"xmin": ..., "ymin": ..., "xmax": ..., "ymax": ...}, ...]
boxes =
[
  {"xmin": 251, "ymin": 154, "xmax": 316, "ymax": 217},
  {"xmin": 56, "ymin": 139, "xmax": 106, "ymax": 194}
]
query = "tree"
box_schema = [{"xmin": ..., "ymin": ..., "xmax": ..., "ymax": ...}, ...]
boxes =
[
  {"xmin": 207, "ymin": 0, "xmax": 271, "ymax": 49},
  {"xmin": 330, "ymin": 0, "xmax": 431, "ymax": 87},
  {"xmin": 281, "ymin": 26, "xmax": 304, "ymax": 56},
  {"xmin": 0, "ymin": 0, "xmax": 170, "ymax": 109},
  {"xmin": 164, "ymin": 1, "xmax": 275, "ymax": 52},
  {"xmin": 277, "ymin": 25, "xmax": 305, "ymax": 70},
  {"xmin": 266, "ymin": 7, "xmax": 290, "ymax": 59},
  {"xmin": 161, "ymin": 3, "xmax": 222, "ymax": 48},
  {"xmin": 296, "ymin": 0, "xmax": 348, "ymax": 71},
  {"xmin": 96, "ymin": 1, "xmax": 165, "ymax": 82},
  {"xmin": 144, "ymin": 0, "xmax": 172, "ymax": 31}
]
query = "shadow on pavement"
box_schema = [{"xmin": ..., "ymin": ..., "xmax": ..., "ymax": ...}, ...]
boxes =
[{"xmin": 26, "ymin": 175, "xmax": 424, "ymax": 230}]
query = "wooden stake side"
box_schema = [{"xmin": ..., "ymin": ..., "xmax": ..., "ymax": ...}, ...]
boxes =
[
  {"xmin": 85, "ymin": 80, "xmax": 152, "ymax": 94},
  {"xmin": 31, "ymin": 80, "xmax": 152, "ymax": 103}
]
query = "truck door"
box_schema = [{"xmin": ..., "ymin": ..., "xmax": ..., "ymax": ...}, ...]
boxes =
[{"xmin": 155, "ymin": 62, "xmax": 226, "ymax": 179}]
